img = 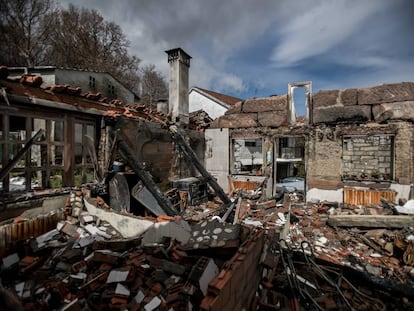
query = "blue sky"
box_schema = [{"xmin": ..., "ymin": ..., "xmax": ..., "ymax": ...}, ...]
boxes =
[{"xmin": 63, "ymin": 0, "xmax": 414, "ymax": 113}]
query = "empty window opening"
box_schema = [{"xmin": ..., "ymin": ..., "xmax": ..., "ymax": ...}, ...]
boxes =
[
  {"xmin": 89, "ymin": 76, "xmax": 96, "ymax": 88},
  {"xmin": 288, "ymin": 82, "xmax": 312, "ymax": 124},
  {"xmin": 108, "ymin": 84, "xmax": 116, "ymax": 97}
]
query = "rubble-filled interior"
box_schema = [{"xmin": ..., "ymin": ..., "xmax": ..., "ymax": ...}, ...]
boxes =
[{"xmin": 1, "ymin": 63, "xmax": 414, "ymax": 311}]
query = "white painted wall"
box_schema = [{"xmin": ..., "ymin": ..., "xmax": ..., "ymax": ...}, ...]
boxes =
[
  {"xmin": 205, "ymin": 128, "xmax": 230, "ymax": 192},
  {"xmin": 55, "ymin": 69, "xmax": 136, "ymax": 104},
  {"xmin": 8, "ymin": 67, "xmax": 137, "ymax": 105},
  {"xmin": 390, "ymin": 184, "xmax": 411, "ymax": 202},
  {"xmin": 306, "ymin": 188, "xmax": 344, "ymax": 203},
  {"xmin": 189, "ymin": 90, "xmax": 228, "ymax": 119}
]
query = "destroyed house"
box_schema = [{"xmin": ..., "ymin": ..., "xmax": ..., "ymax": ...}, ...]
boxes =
[
  {"xmin": 8, "ymin": 66, "xmax": 140, "ymax": 105},
  {"xmin": 0, "ymin": 65, "xmax": 206, "ymax": 218},
  {"xmin": 0, "ymin": 50, "xmax": 269, "ymax": 309},
  {"xmin": 207, "ymin": 81, "xmax": 414, "ymax": 205}
]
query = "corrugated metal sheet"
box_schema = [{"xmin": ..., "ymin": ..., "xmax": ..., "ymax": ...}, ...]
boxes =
[
  {"xmin": 344, "ymin": 187, "xmax": 396, "ymax": 206},
  {"xmin": 0, "ymin": 210, "xmax": 65, "ymax": 256}
]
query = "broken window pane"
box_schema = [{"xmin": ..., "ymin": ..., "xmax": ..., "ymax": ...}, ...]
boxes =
[
  {"xmin": 232, "ymin": 138, "xmax": 263, "ymax": 174},
  {"xmin": 342, "ymin": 135, "xmax": 394, "ymax": 180}
]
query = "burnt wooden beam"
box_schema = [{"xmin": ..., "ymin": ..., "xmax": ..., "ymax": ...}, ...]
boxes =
[
  {"xmin": 0, "ymin": 129, "xmax": 45, "ymax": 182},
  {"xmin": 169, "ymin": 126, "xmax": 232, "ymax": 205},
  {"xmin": 116, "ymin": 136, "xmax": 178, "ymax": 216},
  {"xmin": 328, "ymin": 215, "xmax": 414, "ymax": 228}
]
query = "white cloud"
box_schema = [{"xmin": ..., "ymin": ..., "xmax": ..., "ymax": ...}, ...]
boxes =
[
  {"xmin": 189, "ymin": 57, "xmax": 246, "ymax": 94},
  {"xmin": 216, "ymin": 74, "xmax": 246, "ymax": 93},
  {"xmin": 270, "ymin": 0, "xmax": 390, "ymax": 67},
  {"xmin": 59, "ymin": 0, "xmax": 413, "ymax": 98}
]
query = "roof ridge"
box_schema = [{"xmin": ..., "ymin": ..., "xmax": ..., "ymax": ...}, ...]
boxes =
[{"xmin": 193, "ymin": 86, "xmax": 243, "ymax": 106}]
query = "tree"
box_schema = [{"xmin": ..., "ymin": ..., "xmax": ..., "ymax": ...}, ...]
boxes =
[
  {"xmin": 140, "ymin": 65, "xmax": 168, "ymax": 108},
  {"xmin": 0, "ymin": 2, "xmax": 167, "ymax": 101},
  {"xmin": 45, "ymin": 4, "xmax": 141, "ymax": 94},
  {"xmin": 0, "ymin": 0, "xmax": 57, "ymax": 67}
]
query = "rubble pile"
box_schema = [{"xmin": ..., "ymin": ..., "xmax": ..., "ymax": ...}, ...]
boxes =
[
  {"xmin": 2, "ymin": 185, "xmax": 414, "ymax": 310},
  {"xmin": 0, "ymin": 191, "xmax": 244, "ymax": 311},
  {"xmin": 254, "ymin": 200, "xmax": 414, "ymax": 310}
]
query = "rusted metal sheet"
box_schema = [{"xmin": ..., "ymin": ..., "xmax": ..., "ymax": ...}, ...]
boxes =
[
  {"xmin": 344, "ymin": 187, "xmax": 396, "ymax": 206},
  {"xmin": 232, "ymin": 180, "xmax": 262, "ymax": 191},
  {"xmin": 0, "ymin": 210, "xmax": 65, "ymax": 256}
]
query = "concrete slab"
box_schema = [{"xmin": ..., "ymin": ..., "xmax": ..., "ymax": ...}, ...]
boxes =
[{"xmin": 84, "ymin": 197, "xmax": 153, "ymax": 238}]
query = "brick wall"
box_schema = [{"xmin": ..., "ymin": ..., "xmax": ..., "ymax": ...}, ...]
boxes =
[{"xmin": 200, "ymin": 230, "xmax": 265, "ymax": 311}]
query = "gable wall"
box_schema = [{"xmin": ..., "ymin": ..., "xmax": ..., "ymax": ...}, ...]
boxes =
[{"xmin": 189, "ymin": 91, "xmax": 228, "ymax": 119}]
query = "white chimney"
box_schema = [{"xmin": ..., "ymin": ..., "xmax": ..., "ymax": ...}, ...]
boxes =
[{"xmin": 165, "ymin": 48, "xmax": 191, "ymax": 125}]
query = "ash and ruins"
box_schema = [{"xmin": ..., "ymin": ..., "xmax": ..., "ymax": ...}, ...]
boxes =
[{"xmin": 1, "ymin": 48, "xmax": 414, "ymax": 310}]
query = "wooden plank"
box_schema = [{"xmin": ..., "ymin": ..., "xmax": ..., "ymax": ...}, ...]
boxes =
[{"xmin": 328, "ymin": 215, "xmax": 414, "ymax": 228}]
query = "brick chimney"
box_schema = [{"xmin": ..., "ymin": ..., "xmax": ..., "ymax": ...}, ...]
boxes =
[{"xmin": 165, "ymin": 48, "xmax": 191, "ymax": 125}]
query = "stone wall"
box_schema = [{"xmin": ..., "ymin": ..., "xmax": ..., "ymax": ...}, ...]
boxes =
[
  {"xmin": 306, "ymin": 126, "xmax": 343, "ymax": 190},
  {"xmin": 342, "ymin": 135, "xmax": 392, "ymax": 179},
  {"xmin": 307, "ymin": 121, "xmax": 414, "ymax": 191},
  {"xmin": 394, "ymin": 122, "xmax": 414, "ymax": 184}
]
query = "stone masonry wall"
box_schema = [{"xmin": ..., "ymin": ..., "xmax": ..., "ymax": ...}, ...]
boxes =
[
  {"xmin": 394, "ymin": 122, "xmax": 414, "ymax": 184},
  {"xmin": 307, "ymin": 127, "xmax": 343, "ymax": 190},
  {"xmin": 342, "ymin": 135, "xmax": 392, "ymax": 179},
  {"xmin": 307, "ymin": 122, "xmax": 414, "ymax": 190}
]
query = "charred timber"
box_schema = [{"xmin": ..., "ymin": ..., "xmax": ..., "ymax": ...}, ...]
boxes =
[{"xmin": 116, "ymin": 137, "xmax": 178, "ymax": 216}]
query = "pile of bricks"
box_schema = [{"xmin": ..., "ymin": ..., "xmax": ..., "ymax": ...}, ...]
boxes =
[{"xmin": 0, "ymin": 191, "xmax": 249, "ymax": 310}]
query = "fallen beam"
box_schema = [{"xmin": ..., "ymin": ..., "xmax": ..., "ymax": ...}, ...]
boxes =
[
  {"xmin": 169, "ymin": 125, "xmax": 231, "ymax": 205},
  {"xmin": 328, "ymin": 215, "xmax": 414, "ymax": 228},
  {"xmin": 0, "ymin": 129, "xmax": 44, "ymax": 182},
  {"xmin": 116, "ymin": 136, "xmax": 178, "ymax": 216}
]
